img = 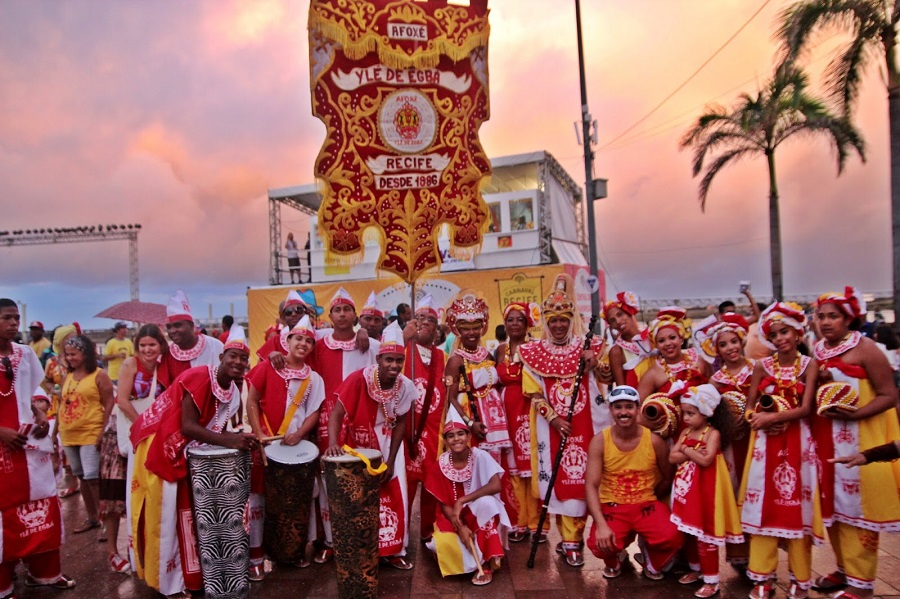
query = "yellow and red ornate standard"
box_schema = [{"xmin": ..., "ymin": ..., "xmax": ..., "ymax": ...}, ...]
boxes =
[{"xmin": 309, "ymin": 0, "xmax": 492, "ymax": 284}]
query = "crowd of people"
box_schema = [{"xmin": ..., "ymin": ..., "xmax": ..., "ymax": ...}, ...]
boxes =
[{"xmin": 0, "ymin": 279, "xmax": 899, "ymax": 599}]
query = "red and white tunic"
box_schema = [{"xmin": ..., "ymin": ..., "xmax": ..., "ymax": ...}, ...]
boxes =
[
  {"xmin": 404, "ymin": 343, "xmax": 447, "ymax": 483},
  {"xmin": 308, "ymin": 334, "xmax": 378, "ymax": 452},
  {"xmin": 335, "ymin": 366, "xmax": 416, "ymax": 556},
  {"xmin": 520, "ymin": 337, "xmax": 607, "ymax": 517},
  {"xmin": 158, "ymin": 335, "xmax": 224, "ymax": 388},
  {"xmin": 0, "ymin": 344, "xmax": 62, "ymax": 572}
]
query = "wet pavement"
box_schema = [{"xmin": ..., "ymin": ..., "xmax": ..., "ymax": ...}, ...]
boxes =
[{"xmin": 15, "ymin": 491, "xmax": 900, "ymax": 598}]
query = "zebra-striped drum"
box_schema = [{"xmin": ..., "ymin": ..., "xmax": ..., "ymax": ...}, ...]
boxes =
[
  {"xmin": 187, "ymin": 445, "xmax": 251, "ymax": 599},
  {"xmin": 323, "ymin": 448, "xmax": 383, "ymax": 599},
  {"xmin": 263, "ymin": 439, "xmax": 319, "ymax": 563}
]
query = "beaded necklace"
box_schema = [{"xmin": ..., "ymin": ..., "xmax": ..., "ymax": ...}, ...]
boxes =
[
  {"xmin": 455, "ymin": 346, "xmax": 489, "ymax": 363},
  {"xmin": 439, "ymin": 449, "xmax": 474, "ymax": 501},
  {"xmin": 461, "ymin": 359, "xmax": 495, "ymax": 399},
  {"xmin": 208, "ymin": 366, "xmax": 234, "ymax": 434},
  {"xmin": 503, "ymin": 342, "xmax": 523, "ymax": 377},
  {"xmin": 659, "ymin": 349, "xmax": 698, "ymax": 384},
  {"xmin": 169, "ymin": 335, "xmax": 207, "ymax": 362},
  {"xmin": 716, "ymin": 359, "xmax": 752, "ymax": 389},
  {"xmin": 367, "ymin": 365, "xmax": 401, "ymax": 429},
  {"xmin": 770, "ymin": 353, "xmax": 803, "ymax": 400},
  {"xmin": 0, "ymin": 345, "xmax": 21, "ymax": 398},
  {"xmin": 814, "ymin": 331, "xmax": 861, "ymax": 361}
]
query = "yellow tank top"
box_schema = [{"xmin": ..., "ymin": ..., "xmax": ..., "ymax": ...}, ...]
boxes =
[
  {"xmin": 58, "ymin": 370, "xmax": 105, "ymax": 446},
  {"xmin": 598, "ymin": 427, "xmax": 660, "ymax": 504}
]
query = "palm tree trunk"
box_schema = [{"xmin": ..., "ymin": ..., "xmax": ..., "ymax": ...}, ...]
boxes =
[
  {"xmin": 886, "ymin": 20, "xmax": 900, "ymax": 330},
  {"xmin": 767, "ymin": 149, "xmax": 784, "ymax": 301}
]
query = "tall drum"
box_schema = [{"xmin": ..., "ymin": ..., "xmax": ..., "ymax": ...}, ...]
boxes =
[
  {"xmin": 323, "ymin": 448, "xmax": 383, "ymax": 599},
  {"xmin": 187, "ymin": 445, "xmax": 251, "ymax": 599},
  {"xmin": 263, "ymin": 439, "xmax": 319, "ymax": 562}
]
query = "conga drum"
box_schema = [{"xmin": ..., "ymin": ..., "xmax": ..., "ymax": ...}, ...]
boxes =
[
  {"xmin": 187, "ymin": 445, "xmax": 251, "ymax": 599},
  {"xmin": 323, "ymin": 448, "xmax": 383, "ymax": 599},
  {"xmin": 263, "ymin": 439, "xmax": 319, "ymax": 562}
]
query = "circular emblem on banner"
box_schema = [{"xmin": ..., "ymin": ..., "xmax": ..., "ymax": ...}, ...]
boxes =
[{"xmin": 379, "ymin": 89, "xmax": 437, "ymax": 154}]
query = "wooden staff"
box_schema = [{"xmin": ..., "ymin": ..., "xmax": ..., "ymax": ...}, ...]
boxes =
[
  {"xmin": 467, "ymin": 537, "xmax": 484, "ymax": 578},
  {"xmin": 258, "ymin": 434, "xmax": 285, "ymax": 466},
  {"xmin": 526, "ymin": 314, "xmax": 598, "ymax": 569}
]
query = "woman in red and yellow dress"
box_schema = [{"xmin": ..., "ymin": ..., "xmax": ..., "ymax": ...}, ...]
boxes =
[
  {"xmin": 638, "ymin": 308, "xmax": 711, "ymax": 435},
  {"xmin": 811, "ymin": 288, "xmax": 900, "ymax": 599},
  {"xmin": 604, "ymin": 291, "xmax": 653, "ymax": 387},
  {"xmin": 495, "ymin": 301, "xmax": 544, "ymax": 542},
  {"xmin": 704, "ymin": 312, "xmax": 755, "ymax": 569},
  {"xmin": 739, "ymin": 302, "xmax": 822, "ymax": 599}
]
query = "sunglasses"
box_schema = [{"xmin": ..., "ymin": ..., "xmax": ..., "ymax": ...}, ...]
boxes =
[
  {"xmin": 1, "ymin": 356, "xmax": 13, "ymax": 382},
  {"xmin": 609, "ymin": 386, "xmax": 638, "ymax": 399},
  {"xmin": 283, "ymin": 307, "xmax": 306, "ymax": 316}
]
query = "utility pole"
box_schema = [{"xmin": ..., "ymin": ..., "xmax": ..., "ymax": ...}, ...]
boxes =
[{"xmin": 575, "ymin": 0, "xmax": 602, "ymax": 316}]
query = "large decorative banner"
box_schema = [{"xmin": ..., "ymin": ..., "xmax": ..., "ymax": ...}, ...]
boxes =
[{"xmin": 309, "ymin": 0, "xmax": 492, "ymax": 284}]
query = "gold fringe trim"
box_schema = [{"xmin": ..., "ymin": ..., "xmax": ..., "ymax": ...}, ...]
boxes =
[{"xmin": 309, "ymin": 11, "xmax": 489, "ymax": 70}]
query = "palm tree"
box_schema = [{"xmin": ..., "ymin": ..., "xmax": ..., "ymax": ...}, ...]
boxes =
[
  {"xmin": 681, "ymin": 65, "xmax": 865, "ymax": 301},
  {"xmin": 779, "ymin": 0, "xmax": 900, "ymax": 322}
]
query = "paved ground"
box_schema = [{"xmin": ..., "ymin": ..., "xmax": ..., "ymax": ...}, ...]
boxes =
[{"xmin": 13, "ymin": 491, "xmax": 900, "ymax": 598}]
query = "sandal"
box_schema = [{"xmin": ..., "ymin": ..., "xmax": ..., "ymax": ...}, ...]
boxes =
[
  {"xmin": 644, "ymin": 567, "xmax": 664, "ymax": 581},
  {"xmin": 313, "ymin": 547, "xmax": 334, "ymax": 564},
  {"xmin": 248, "ymin": 564, "xmax": 265, "ymax": 582},
  {"xmin": 532, "ymin": 530, "xmax": 548, "ymax": 544},
  {"xmin": 695, "ymin": 583, "xmax": 720, "ymax": 598},
  {"xmin": 108, "ymin": 553, "xmax": 130, "ymax": 573},
  {"xmin": 787, "ymin": 583, "xmax": 808, "ymax": 599},
  {"xmin": 97, "ymin": 526, "xmax": 108, "ymax": 543},
  {"xmin": 26, "ymin": 574, "xmax": 76, "ymax": 589},
  {"xmin": 294, "ymin": 557, "xmax": 311, "ymax": 568},
  {"xmin": 472, "ymin": 569, "xmax": 493, "ymax": 586},
  {"xmin": 508, "ymin": 530, "xmax": 527, "ymax": 543},
  {"xmin": 58, "ymin": 485, "xmax": 79, "ymax": 499},
  {"xmin": 749, "ymin": 582, "xmax": 774, "ymax": 599},
  {"xmin": 602, "ymin": 563, "xmax": 622, "ymax": 579},
  {"xmin": 814, "ymin": 572, "xmax": 848, "ymax": 592},
  {"xmin": 830, "ymin": 591, "xmax": 866, "ymax": 599},
  {"xmin": 73, "ymin": 520, "xmax": 100, "ymax": 534},
  {"xmin": 381, "ymin": 555, "xmax": 413, "ymax": 570},
  {"xmin": 679, "ymin": 571, "xmax": 703, "ymax": 585},
  {"xmin": 563, "ymin": 549, "xmax": 584, "ymax": 568}
]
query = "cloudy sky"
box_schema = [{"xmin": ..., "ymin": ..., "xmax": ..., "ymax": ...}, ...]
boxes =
[{"xmin": 0, "ymin": 0, "xmax": 890, "ymax": 330}]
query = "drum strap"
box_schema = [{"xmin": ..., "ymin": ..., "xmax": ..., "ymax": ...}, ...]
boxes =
[
  {"xmin": 341, "ymin": 445, "xmax": 387, "ymax": 476},
  {"xmin": 264, "ymin": 378, "xmax": 311, "ymax": 437}
]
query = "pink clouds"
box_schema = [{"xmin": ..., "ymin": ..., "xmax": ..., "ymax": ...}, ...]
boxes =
[{"xmin": 0, "ymin": 0, "xmax": 892, "ymax": 330}]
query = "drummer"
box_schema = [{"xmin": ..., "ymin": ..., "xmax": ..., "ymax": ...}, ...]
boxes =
[
  {"xmin": 325, "ymin": 322, "xmax": 418, "ymax": 570},
  {"xmin": 246, "ymin": 315, "xmax": 326, "ymax": 576},
  {"xmin": 129, "ymin": 328, "xmax": 258, "ymax": 599}
]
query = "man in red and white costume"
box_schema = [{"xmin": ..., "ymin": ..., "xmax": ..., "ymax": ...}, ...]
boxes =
[
  {"xmin": 307, "ymin": 287, "xmax": 378, "ymax": 562},
  {"xmin": 130, "ymin": 329, "xmax": 257, "ymax": 598},
  {"xmin": 603, "ymin": 291, "xmax": 653, "ymax": 387},
  {"xmin": 520, "ymin": 275, "xmax": 607, "ymax": 567},
  {"xmin": 403, "ymin": 294, "xmax": 447, "ymax": 543},
  {"xmin": 255, "ymin": 290, "xmax": 312, "ymax": 367},
  {"xmin": 159, "ymin": 290, "xmax": 224, "ymax": 387},
  {"xmin": 359, "ymin": 291, "xmax": 386, "ymax": 340},
  {"xmin": 0, "ymin": 298, "xmax": 74, "ymax": 598},
  {"xmin": 326, "ymin": 323, "xmax": 418, "ymax": 570}
]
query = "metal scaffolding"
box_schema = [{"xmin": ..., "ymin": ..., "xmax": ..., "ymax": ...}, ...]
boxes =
[{"xmin": 0, "ymin": 225, "xmax": 142, "ymax": 300}]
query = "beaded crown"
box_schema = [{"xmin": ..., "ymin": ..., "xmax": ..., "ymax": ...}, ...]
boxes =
[
  {"xmin": 541, "ymin": 274, "xmax": 576, "ymax": 318},
  {"xmin": 445, "ymin": 292, "xmax": 488, "ymax": 335}
]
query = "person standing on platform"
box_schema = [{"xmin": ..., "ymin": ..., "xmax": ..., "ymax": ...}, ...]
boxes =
[
  {"xmin": 129, "ymin": 331, "xmax": 256, "ymax": 599},
  {"xmin": 519, "ymin": 274, "xmax": 607, "ymax": 567},
  {"xmin": 325, "ymin": 323, "xmax": 417, "ymax": 570},
  {"xmin": 286, "ymin": 232, "xmax": 301, "ymax": 284},
  {"xmin": 102, "ymin": 322, "xmax": 133, "ymax": 385},
  {"xmin": 0, "ymin": 298, "xmax": 75, "ymax": 597},
  {"xmin": 811, "ymin": 288, "xmax": 900, "ymax": 599},
  {"xmin": 403, "ymin": 294, "xmax": 447, "ymax": 544},
  {"xmin": 158, "ymin": 290, "xmax": 224, "ymax": 388}
]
